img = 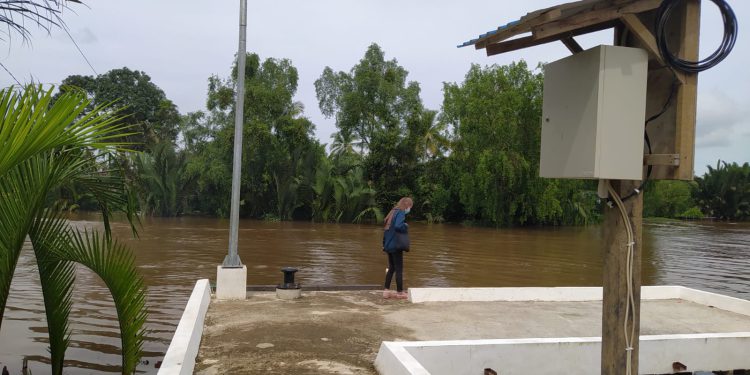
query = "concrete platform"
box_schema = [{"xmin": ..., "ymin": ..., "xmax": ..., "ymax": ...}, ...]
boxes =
[{"xmin": 194, "ymin": 290, "xmax": 750, "ymax": 374}]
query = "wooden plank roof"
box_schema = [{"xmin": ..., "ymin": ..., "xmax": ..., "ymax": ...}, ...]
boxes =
[{"xmin": 458, "ymin": 0, "xmax": 662, "ymax": 56}]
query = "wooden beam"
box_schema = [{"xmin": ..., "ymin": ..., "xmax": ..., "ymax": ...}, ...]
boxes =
[
  {"xmin": 561, "ymin": 36, "xmax": 584, "ymax": 53},
  {"xmin": 644, "ymin": 153, "xmax": 680, "ymax": 166},
  {"xmin": 601, "ymin": 180, "xmax": 643, "ymax": 375},
  {"xmin": 673, "ymin": 0, "xmax": 700, "ymax": 180},
  {"xmin": 620, "ymin": 14, "xmax": 688, "ymax": 84},
  {"xmin": 533, "ymin": 0, "xmax": 662, "ymax": 40},
  {"xmin": 487, "ymin": 21, "xmax": 615, "ymax": 56},
  {"xmin": 620, "ymin": 14, "xmax": 664, "ymax": 64}
]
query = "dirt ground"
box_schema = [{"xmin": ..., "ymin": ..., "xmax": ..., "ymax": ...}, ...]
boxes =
[
  {"xmin": 194, "ymin": 291, "xmax": 750, "ymax": 374},
  {"xmin": 194, "ymin": 291, "xmax": 414, "ymax": 374}
]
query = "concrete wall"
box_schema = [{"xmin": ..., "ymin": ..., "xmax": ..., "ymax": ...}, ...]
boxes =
[
  {"xmin": 374, "ymin": 342, "xmax": 431, "ymax": 375},
  {"xmin": 376, "ymin": 333, "xmax": 750, "ymax": 375},
  {"xmin": 376, "ymin": 286, "xmax": 750, "ymax": 375},
  {"xmin": 679, "ymin": 287, "xmax": 750, "ymax": 316},
  {"xmin": 158, "ymin": 279, "xmax": 211, "ymax": 375},
  {"xmin": 408, "ymin": 285, "xmax": 750, "ymax": 307}
]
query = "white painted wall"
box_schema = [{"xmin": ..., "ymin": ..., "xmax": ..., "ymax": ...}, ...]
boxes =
[
  {"xmin": 408, "ymin": 287, "xmax": 604, "ymax": 303},
  {"xmin": 374, "ymin": 342, "xmax": 431, "ymax": 375},
  {"xmin": 381, "ymin": 286, "xmax": 750, "ymax": 375},
  {"xmin": 408, "ymin": 285, "xmax": 749, "ymax": 308},
  {"xmin": 679, "ymin": 287, "xmax": 750, "ymax": 316},
  {"xmin": 158, "ymin": 279, "xmax": 211, "ymax": 375},
  {"xmin": 377, "ymin": 333, "xmax": 750, "ymax": 375}
]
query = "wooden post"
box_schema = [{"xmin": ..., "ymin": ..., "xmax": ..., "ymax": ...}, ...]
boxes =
[{"xmin": 601, "ymin": 180, "xmax": 643, "ymax": 374}]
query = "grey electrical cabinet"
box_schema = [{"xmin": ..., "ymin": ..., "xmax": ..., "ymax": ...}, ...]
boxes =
[{"xmin": 539, "ymin": 45, "xmax": 648, "ymax": 180}]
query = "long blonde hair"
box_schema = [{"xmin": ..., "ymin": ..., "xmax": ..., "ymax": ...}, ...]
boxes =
[{"xmin": 384, "ymin": 197, "xmax": 413, "ymax": 230}]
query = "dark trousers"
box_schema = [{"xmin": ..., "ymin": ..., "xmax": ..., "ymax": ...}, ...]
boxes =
[{"xmin": 384, "ymin": 251, "xmax": 404, "ymax": 292}]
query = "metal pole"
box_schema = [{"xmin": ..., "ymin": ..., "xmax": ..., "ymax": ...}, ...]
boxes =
[{"xmin": 223, "ymin": 0, "xmax": 247, "ymax": 268}]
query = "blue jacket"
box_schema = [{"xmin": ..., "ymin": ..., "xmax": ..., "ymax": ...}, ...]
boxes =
[{"xmin": 383, "ymin": 209, "xmax": 408, "ymax": 253}]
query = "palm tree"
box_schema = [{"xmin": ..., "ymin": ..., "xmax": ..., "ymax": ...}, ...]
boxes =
[
  {"xmin": 330, "ymin": 129, "xmax": 361, "ymax": 158},
  {"xmin": 694, "ymin": 160, "xmax": 750, "ymax": 220},
  {"xmin": 0, "ymin": 0, "xmax": 81, "ymax": 42},
  {"xmin": 414, "ymin": 110, "xmax": 449, "ymax": 161},
  {"xmin": 135, "ymin": 141, "xmax": 186, "ymax": 216},
  {"xmin": 0, "ymin": 85, "xmax": 148, "ymax": 374}
]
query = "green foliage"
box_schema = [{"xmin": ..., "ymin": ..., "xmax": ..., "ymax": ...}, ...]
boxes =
[
  {"xmin": 643, "ymin": 180, "xmax": 700, "ymax": 219},
  {"xmin": 58, "ymin": 67, "xmax": 181, "ymax": 149},
  {"xmin": 694, "ymin": 160, "xmax": 750, "ymax": 220},
  {"xmin": 0, "ymin": 85, "xmax": 148, "ymax": 374},
  {"xmin": 134, "ymin": 141, "xmax": 188, "ymax": 216},
  {"xmin": 310, "ymin": 156, "xmax": 383, "ymax": 223},
  {"xmin": 680, "ymin": 206, "xmax": 704, "ymax": 219},
  {"xmin": 186, "ymin": 53, "xmax": 339, "ymax": 221},
  {"xmin": 50, "ymin": 48, "xmax": 638, "ymax": 228},
  {"xmin": 440, "ymin": 62, "xmax": 597, "ymax": 226},
  {"xmin": 315, "ymin": 44, "xmax": 426, "ymax": 207}
]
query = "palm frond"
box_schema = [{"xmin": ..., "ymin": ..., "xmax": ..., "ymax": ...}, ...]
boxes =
[
  {"xmin": 0, "ymin": 84, "xmax": 148, "ymax": 374},
  {"xmin": 61, "ymin": 230, "xmax": 148, "ymax": 374},
  {"xmin": 0, "ymin": 85, "xmax": 132, "ymax": 177},
  {"xmin": 0, "ymin": 154, "xmax": 53, "ymax": 330},
  {"xmin": 28, "ymin": 209, "xmax": 75, "ymax": 373}
]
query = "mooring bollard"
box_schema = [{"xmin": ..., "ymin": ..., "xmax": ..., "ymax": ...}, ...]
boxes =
[{"xmin": 276, "ymin": 267, "xmax": 302, "ymax": 300}]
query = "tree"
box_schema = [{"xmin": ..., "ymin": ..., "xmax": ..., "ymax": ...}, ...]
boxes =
[
  {"xmin": 329, "ymin": 129, "xmax": 361, "ymax": 159},
  {"xmin": 0, "ymin": 85, "xmax": 148, "ymax": 374},
  {"xmin": 315, "ymin": 44, "xmax": 422, "ymax": 151},
  {"xmin": 411, "ymin": 109, "xmax": 449, "ymax": 161},
  {"xmin": 186, "ymin": 53, "xmax": 324, "ymax": 219},
  {"xmin": 643, "ymin": 180, "xmax": 701, "ymax": 219},
  {"xmin": 134, "ymin": 141, "xmax": 188, "ymax": 216},
  {"xmin": 59, "ymin": 68, "xmax": 181, "ymax": 149},
  {"xmin": 441, "ymin": 62, "xmax": 597, "ymax": 226},
  {"xmin": 315, "ymin": 43, "xmax": 425, "ymax": 207},
  {"xmin": 694, "ymin": 160, "xmax": 750, "ymax": 220}
]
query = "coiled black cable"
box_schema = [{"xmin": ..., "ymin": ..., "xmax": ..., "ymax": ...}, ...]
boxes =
[{"xmin": 655, "ymin": 0, "xmax": 738, "ymax": 73}]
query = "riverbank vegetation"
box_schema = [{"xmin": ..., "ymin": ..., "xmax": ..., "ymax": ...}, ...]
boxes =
[
  {"xmin": 643, "ymin": 161, "xmax": 750, "ymax": 221},
  {"xmin": 0, "ymin": 85, "xmax": 148, "ymax": 374},
  {"xmin": 52, "ymin": 44, "xmax": 748, "ymax": 225}
]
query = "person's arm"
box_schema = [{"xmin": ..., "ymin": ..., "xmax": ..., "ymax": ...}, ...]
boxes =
[{"xmin": 392, "ymin": 210, "xmax": 407, "ymax": 233}]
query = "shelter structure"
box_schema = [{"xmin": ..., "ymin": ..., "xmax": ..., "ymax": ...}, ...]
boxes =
[{"xmin": 459, "ymin": 0, "xmax": 704, "ymax": 373}]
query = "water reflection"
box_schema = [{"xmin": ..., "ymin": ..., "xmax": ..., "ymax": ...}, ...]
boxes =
[{"xmin": 0, "ymin": 214, "xmax": 748, "ymax": 373}]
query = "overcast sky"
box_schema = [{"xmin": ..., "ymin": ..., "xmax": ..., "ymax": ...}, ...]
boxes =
[{"xmin": 3, "ymin": 0, "xmax": 748, "ymax": 175}]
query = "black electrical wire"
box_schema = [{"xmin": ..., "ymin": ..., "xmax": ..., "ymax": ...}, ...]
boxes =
[
  {"xmin": 619, "ymin": 81, "xmax": 678, "ymax": 202},
  {"xmin": 656, "ymin": 0, "xmax": 738, "ymax": 73},
  {"xmin": 609, "ymin": 0, "xmax": 737, "ymax": 203}
]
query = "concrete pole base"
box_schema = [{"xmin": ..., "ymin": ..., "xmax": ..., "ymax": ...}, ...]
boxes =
[
  {"xmin": 216, "ymin": 265, "xmax": 247, "ymax": 300},
  {"xmin": 276, "ymin": 288, "xmax": 302, "ymax": 300}
]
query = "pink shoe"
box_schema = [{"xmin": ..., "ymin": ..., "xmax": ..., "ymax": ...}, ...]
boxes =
[
  {"xmin": 383, "ymin": 289, "xmax": 392, "ymax": 299},
  {"xmin": 394, "ymin": 291, "xmax": 409, "ymax": 300}
]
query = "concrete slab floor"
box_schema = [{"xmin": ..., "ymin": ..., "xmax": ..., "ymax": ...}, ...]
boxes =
[{"xmin": 194, "ymin": 291, "xmax": 750, "ymax": 374}]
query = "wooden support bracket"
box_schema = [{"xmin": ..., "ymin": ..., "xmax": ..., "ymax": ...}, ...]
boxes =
[
  {"xmin": 561, "ymin": 36, "xmax": 583, "ymax": 54},
  {"xmin": 620, "ymin": 14, "xmax": 664, "ymax": 64},
  {"xmin": 644, "ymin": 153, "xmax": 681, "ymax": 166},
  {"xmin": 620, "ymin": 14, "xmax": 687, "ymax": 85}
]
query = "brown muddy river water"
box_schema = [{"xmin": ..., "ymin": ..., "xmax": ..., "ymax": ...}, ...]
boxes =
[{"xmin": 1, "ymin": 214, "xmax": 749, "ymax": 373}]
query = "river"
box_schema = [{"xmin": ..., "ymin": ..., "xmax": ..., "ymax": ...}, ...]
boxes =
[{"xmin": 1, "ymin": 214, "xmax": 749, "ymax": 373}]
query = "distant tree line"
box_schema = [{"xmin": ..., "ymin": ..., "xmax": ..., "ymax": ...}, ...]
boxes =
[
  {"xmin": 644, "ymin": 161, "xmax": 750, "ymax": 221},
  {"xmin": 52, "ymin": 44, "xmax": 749, "ymax": 225}
]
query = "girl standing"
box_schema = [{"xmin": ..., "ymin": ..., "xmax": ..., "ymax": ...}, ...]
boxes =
[{"xmin": 382, "ymin": 197, "xmax": 413, "ymax": 299}]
